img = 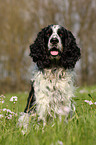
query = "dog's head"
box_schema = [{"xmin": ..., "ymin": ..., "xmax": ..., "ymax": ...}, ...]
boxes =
[{"xmin": 30, "ymin": 25, "xmax": 81, "ymax": 69}]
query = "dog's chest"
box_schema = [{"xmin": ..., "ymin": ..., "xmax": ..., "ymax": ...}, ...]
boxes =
[{"xmin": 32, "ymin": 68, "xmax": 75, "ymax": 120}]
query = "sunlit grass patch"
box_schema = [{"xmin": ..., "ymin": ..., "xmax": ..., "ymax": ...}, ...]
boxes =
[{"xmin": 0, "ymin": 86, "xmax": 96, "ymax": 145}]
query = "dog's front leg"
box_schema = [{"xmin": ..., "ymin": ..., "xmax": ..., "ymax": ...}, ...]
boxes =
[{"xmin": 24, "ymin": 81, "xmax": 36, "ymax": 113}]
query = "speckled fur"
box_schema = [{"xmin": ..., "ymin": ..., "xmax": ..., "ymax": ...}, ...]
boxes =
[{"xmin": 33, "ymin": 68, "xmax": 75, "ymax": 122}]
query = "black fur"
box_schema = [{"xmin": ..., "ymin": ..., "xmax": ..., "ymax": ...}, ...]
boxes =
[
  {"xmin": 30, "ymin": 25, "xmax": 81, "ymax": 69},
  {"xmin": 24, "ymin": 81, "xmax": 36, "ymax": 113}
]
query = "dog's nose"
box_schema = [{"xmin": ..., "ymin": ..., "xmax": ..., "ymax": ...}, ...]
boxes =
[{"xmin": 50, "ymin": 38, "xmax": 59, "ymax": 44}]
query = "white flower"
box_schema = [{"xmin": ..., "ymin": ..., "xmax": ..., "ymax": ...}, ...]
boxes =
[
  {"xmin": 0, "ymin": 95, "xmax": 5, "ymax": 103},
  {"xmin": 88, "ymin": 101, "xmax": 93, "ymax": 105},
  {"xmin": 94, "ymin": 102, "xmax": 96, "ymax": 105},
  {"xmin": 57, "ymin": 140, "xmax": 63, "ymax": 145},
  {"xmin": 84, "ymin": 100, "xmax": 89, "ymax": 103},
  {"xmin": 6, "ymin": 109, "xmax": 13, "ymax": 114},
  {"xmin": 2, "ymin": 108, "xmax": 15, "ymax": 114},
  {"xmin": 0, "ymin": 95, "xmax": 5, "ymax": 98},
  {"xmin": 10, "ymin": 96, "xmax": 17, "ymax": 102},
  {"xmin": 2, "ymin": 108, "xmax": 17, "ymax": 120},
  {"xmin": 0, "ymin": 100, "xmax": 4, "ymax": 103},
  {"xmin": 84, "ymin": 100, "xmax": 93, "ymax": 105},
  {"xmin": 6, "ymin": 114, "xmax": 12, "ymax": 120},
  {"xmin": 3, "ymin": 108, "xmax": 7, "ymax": 111}
]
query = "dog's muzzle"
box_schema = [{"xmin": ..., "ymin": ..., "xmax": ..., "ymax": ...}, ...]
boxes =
[
  {"xmin": 50, "ymin": 38, "xmax": 59, "ymax": 45},
  {"xmin": 48, "ymin": 34, "xmax": 63, "ymax": 58}
]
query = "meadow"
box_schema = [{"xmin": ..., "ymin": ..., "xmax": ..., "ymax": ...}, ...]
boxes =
[{"xmin": 0, "ymin": 86, "xmax": 96, "ymax": 145}]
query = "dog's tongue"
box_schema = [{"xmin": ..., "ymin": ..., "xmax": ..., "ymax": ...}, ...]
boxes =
[{"xmin": 50, "ymin": 51, "xmax": 58, "ymax": 56}]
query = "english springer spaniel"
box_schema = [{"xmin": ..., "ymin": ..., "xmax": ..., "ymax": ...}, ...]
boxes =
[{"xmin": 18, "ymin": 25, "xmax": 81, "ymax": 133}]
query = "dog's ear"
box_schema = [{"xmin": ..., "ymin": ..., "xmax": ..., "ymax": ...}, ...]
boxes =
[
  {"xmin": 30, "ymin": 29, "xmax": 45, "ymax": 62},
  {"xmin": 29, "ymin": 27, "xmax": 51, "ymax": 69},
  {"xmin": 61, "ymin": 30, "xmax": 81, "ymax": 69}
]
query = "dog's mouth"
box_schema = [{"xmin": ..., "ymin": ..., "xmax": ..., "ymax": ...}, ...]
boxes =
[
  {"xmin": 50, "ymin": 47, "xmax": 60, "ymax": 57},
  {"xmin": 50, "ymin": 51, "xmax": 59, "ymax": 56}
]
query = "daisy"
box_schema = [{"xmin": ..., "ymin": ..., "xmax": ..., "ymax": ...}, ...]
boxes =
[
  {"xmin": 10, "ymin": 96, "xmax": 18, "ymax": 102},
  {"xmin": 84, "ymin": 100, "xmax": 93, "ymax": 105}
]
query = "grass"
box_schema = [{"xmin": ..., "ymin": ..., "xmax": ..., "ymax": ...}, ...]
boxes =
[{"xmin": 0, "ymin": 86, "xmax": 96, "ymax": 145}]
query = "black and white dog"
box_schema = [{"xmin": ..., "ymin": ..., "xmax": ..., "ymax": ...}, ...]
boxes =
[{"xmin": 18, "ymin": 25, "xmax": 81, "ymax": 132}]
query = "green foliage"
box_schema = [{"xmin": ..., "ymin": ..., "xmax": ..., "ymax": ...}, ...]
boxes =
[{"xmin": 0, "ymin": 86, "xmax": 96, "ymax": 145}]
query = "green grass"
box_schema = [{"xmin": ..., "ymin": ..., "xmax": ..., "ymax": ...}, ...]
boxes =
[{"xmin": 0, "ymin": 86, "xmax": 96, "ymax": 145}]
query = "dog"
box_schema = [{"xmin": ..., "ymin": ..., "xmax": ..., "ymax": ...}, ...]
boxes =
[{"xmin": 18, "ymin": 24, "xmax": 81, "ymax": 133}]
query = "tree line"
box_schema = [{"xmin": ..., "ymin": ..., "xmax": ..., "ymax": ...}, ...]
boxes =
[{"xmin": 0, "ymin": 0, "xmax": 96, "ymax": 92}]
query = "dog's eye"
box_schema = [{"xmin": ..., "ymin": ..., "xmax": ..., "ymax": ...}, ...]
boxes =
[
  {"xmin": 59, "ymin": 33, "xmax": 63, "ymax": 36},
  {"xmin": 46, "ymin": 29, "xmax": 52, "ymax": 37},
  {"xmin": 47, "ymin": 33, "xmax": 50, "ymax": 36},
  {"xmin": 59, "ymin": 32, "xmax": 63, "ymax": 37},
  {"xmin": 58, "ymin": 29, "xmax": 63, "ymax": 37}
]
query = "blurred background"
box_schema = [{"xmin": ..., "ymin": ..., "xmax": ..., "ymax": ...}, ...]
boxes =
[{"xmin": 0, "ymin": 0, "xmax": 96, "ymax": 93}]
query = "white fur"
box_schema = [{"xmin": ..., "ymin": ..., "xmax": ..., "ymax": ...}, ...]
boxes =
[
  {"xmin": 17, "ymin": 112, "xmax": 30, "ymax": 134},
  {"xmin": 18, "ymin": 67, "xmax": 76, "ymax": 133},
  {"xmin": 48, "ymin": 25, "xmax": 63, "ymax": 51},
  {"xmin": 33, "ymin": 68, "xmax": 76, "ymax": 123}
]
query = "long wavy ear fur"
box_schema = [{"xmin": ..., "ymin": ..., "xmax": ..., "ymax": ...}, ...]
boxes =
[
  {"xmin": 30, "ymin": 27, "xmax": 51, "ymax": 69},
  {"xmin": 30, "ymin": 26, "xmax": 81, "ymax": 70},
  {"xmin": 60, "ymin": 29, "xmax": 81, "ymax": 69}
]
